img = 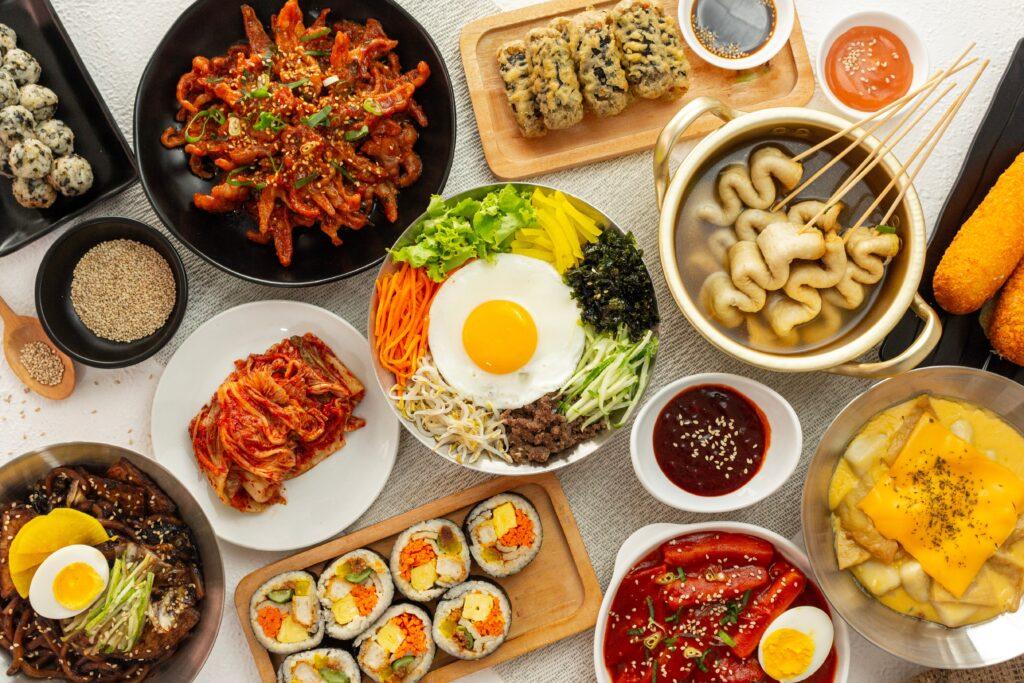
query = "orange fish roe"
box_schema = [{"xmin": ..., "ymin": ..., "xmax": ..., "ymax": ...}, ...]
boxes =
[
  {"xmin": 399, "ymin": 539, "xmax": 437, "ymax": 580},
  {"xmin": 474, "ymin": 600, "xmax": 506, "ymax": 638},
  {"xmin": 351, "ymin": 583, "xmax": 378, "ymax": 617},
  {"xmin": 256, "ymin": 605, "xmax": 283, "ymax": 639},
  {"xmin": 393, "ymin": 614, "xmax": 428, "ymax": 658},
  {"xmin": 498, "ymin": 509, "xmax": 535, "ymax": 547}
]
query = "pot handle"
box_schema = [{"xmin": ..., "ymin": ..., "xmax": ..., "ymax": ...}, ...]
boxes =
[
  {"xmin": 827, "ymin": 294, "xmax": 943, "ymax": 379},
  {"xmin": 654, "ymin": 96, "xmax": 743, "ymax": 209}
]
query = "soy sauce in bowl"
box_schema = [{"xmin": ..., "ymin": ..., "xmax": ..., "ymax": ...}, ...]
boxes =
[
  {"xmin": 652, "ymin": 384, "xmax": 769, "ymax": 496},
  {"xmin": 691, "ymin": 0, "xmax": 777, "ymax": 60}
]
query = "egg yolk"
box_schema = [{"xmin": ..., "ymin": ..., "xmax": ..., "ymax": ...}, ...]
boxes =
[
  {"xmin": 462, "ymin": 300, "xmax": 537, "ymax": 374},
  {"xmin": 52, "ymin": 562, "xmax": 104, "ymax": 610},
  {"xmin": 761, "ymin": 628, "xmax": 815, "ymax": 680}
]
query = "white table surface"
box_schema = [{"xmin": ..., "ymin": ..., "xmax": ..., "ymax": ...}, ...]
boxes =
[{"xmin": 2, "ymin": 0, "xmax": 1023, "ymax": 681}]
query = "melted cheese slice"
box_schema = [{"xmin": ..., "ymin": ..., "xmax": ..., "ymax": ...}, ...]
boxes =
[{"xmin": 859, "ymin": 414, "xmax": 1024, "ymax": 597}]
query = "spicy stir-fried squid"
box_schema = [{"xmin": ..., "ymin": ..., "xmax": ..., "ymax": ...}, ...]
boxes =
[{"xmin": 161, "ymin": 0, "xmax": 430, "ymax": 266}]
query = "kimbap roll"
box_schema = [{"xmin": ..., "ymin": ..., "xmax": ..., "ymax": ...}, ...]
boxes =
[
  {"xmin": 525, "ymin": 27, "xmax": 584, "ymax": 131},
  {"xmin": 496, "ymin": 41, "xmax": 546, "ymax": 139},
  {"xmin": 390, "ymin": 519, "xmax": 470, "ymax": 602},
  {"xmin": 277, "ymin": 648, "xmax": 360, "ymax": 683},
  {"xmin": 318, "ymin": 548, "xmax": 394, "ymax": 640},
  {"xmin": 355, "ymin": 604, "xmax": 435, "ymax": 683},
  {"xmin": 574, "ymin": 10, "xmax": 631, "ymax": 117},
  {"xmin": 250, "ymin": 571, "xmax": 324, "ymax": 655},
  {"xmin": 611, "ymin": 0, "xmax": 675, "ymax": 99},
  {"xmin": 465, "ymin": 494, "xmax": 542, "ymax": 577},
  {"xmin": 432, "ymin": 580, "xmax": 511, "ymax": 660}
]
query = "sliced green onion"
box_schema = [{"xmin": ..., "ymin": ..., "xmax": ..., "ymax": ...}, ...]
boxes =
[
  {"xmin": 876, "ymin": 224, "xmax": 898, "ymax": 234},
  {"xmin": 344, "ymin": 124, "xmax": 369, "ymax": 142},
  {"xmin": 717, "ymin": 630, "xmax": 737, "ymax": 648},
  {"xmin": 330, "ymin": 160, "xmax": 355, "ymax": 182},
  {"xmin": 183, "ymin": 108, "xmax": 226, "ymax": 143},
  {"xmin": 301, "ymin": 27, "xmax": 331, "ymax": 42},
  {"xmin": 284, "ymin": 77, "xmax": 310, "ymax": 89},
  {"xmin": 305, "ymin": 49, "xmax": 329, "ymax": 57},
  {"xmin": 362, "ymin": 98, "xmax": 383, "ymax": 116},
  {"xmin": 226, "ymin": 166, "xmax": 268, "ymax": 189},
  {"xmin": 253, "ymin": 111, "xmax": 286, "ymax": 133},
  {"xmin": 626, "ymin": 627, "xmax": 644, "ymax": 636},
  {"xmin": 294, "ymin": 172, "xmax": 320, "ymax": 189},
  {"xmin": 302, "ymin": 104, "xmax": 333, "ymax": 128}
]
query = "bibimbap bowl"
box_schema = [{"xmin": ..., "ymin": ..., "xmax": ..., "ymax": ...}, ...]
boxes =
[{"xmin": 368, "ymin": 183, "xmax": 661, "ymax": 475}]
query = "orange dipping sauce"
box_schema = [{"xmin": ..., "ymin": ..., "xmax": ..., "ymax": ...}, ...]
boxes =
[{"xmin": 824, "ymin": 26, "xmax": 913, "ymax": 112}]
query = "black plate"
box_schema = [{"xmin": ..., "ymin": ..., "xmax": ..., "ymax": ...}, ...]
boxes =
[
  {"xmin": 35, "ymin": 217, "xmax": 189, "ymax": 368},
  {"xmin": 133, "ymin": 0, "xmax": 456, "ymax": 288},
  {"xmin": 0, "ymin": 0, "xmax": 137, "ymax": 257},
  {"xmin": 881, "ymin": 38, "xmax": 1024, "ymax": 383}
]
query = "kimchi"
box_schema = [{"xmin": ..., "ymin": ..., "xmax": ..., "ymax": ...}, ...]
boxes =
[
  {"xmin": 162, "ymin": 0, "xmax": 430, "ymax": 266},
  {"xmin": 189, "ymin": 333, "xmax": 366, "ymax": 513}
]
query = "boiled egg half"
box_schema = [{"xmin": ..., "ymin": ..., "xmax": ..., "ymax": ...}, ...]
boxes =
[
  {"xmin": 428, "ymin": 253, "xmax": 585, "ymax": 409},
  {"xmin": 757, "ymin": 605, "xmax": 834, "ymax": 683},
  {"xmin": 29, "ymin": 544, "xmax": 109, "ymax": 619}
]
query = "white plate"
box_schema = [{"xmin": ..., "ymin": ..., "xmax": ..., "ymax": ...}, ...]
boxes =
[{"xmin": 151, "ymin": 301, "xmax": 399, "ymax": 551}]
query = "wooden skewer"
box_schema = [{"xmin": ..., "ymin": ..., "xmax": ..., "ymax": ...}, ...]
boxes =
[
  {"xmin": 801, "ymin": 81, "xmax": 958, "ymax": 230},
  {"xmin": 852, "ymin": 60, "xmax": 989, "ymax": 230},
  {"xmin": 789, "ymin": 44, "xmax": 976, "ymax": 164}
]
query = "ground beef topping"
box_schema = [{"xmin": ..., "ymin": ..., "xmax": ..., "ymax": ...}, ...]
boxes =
[{"xmin": 502, "ymin": 393, "xmax": 606, "ymax": 464}]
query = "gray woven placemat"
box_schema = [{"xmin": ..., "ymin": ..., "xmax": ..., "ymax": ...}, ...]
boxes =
[{"xmin": 909, "ymin": 657, "xmax": 1024, "ymax": 683}]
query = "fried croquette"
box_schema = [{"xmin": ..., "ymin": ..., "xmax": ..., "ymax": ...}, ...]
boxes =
[
  {"xmin": 933, "ymin": 151, "xmax": 1024, "ymax": 314},
  {"xmin": 989, "ymin": 258, "xmax": 1024, "ymax": 365}
]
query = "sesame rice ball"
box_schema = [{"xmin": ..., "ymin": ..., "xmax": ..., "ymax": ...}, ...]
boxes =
[
  {"xmin": 19, "ymin": 84, "xmax": 57, "ymax": 122},
  {"xmin": 2, "ymin": 48, "xmax": 40, "ymax": 86},
  {"xmin": 9, "ymin": 138, "xmax": 52, "ymax": 179},
  {"xmin": 0, "ymin": 70, "xmax": 18, "ymax": 108},
  {"xmin": 48, "ymin": 154, "xmax": 92, "ymax": 197},
  {"xmin": 0, "ymin": 24, "xmax": 16, "ymax": 57},
  {"xmin": 35, "ymin": 118, "xmax": 73, "ymax": 156},
  {"xmin": 13, "ymin": 177, "xmax": 55, "ymax": 208},
  {"xmin": 0, "ymin": 104, "xmax": 35, "ymax": 146}
]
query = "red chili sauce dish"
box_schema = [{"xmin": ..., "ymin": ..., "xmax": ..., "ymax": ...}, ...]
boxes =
[
  {"xmin": 824, "ymin": 25, "xmax": 913, "ymax": 112},
  {"xmin": 653, "ymin": 385, "xmax": 769, "ymax": 496},
  {"xmin": 603, "ymin": 532, "xmax": 838, "ymax": 683}
]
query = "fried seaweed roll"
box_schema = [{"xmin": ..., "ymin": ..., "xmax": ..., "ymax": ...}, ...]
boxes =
[
  {"xmin": 277, "ymin": 648, "xmax": 360, "ymax": 683},
  {"xmin": 355, "ymin": 604, "xmax": 435, "ymax": 683},
  {"xmin": 549, "ymin": 16, "xmax": 580, "ymax": 54},
  {"xmin": 650, "ymin": 2, "xmax": 691, "ymax": 98},
  {"xmin": 390, "ymin": 519, "xmax": 470, "ymax": 602},
  {"xmin": 250, "ymin": 571, "xmax": 324, "ymax": 655},
  {"xmin": 574, "ymin": 10, "xmax": 631, "ymax": 117},
  {"xmin": 465, "ymin": 493, "xmax": 542, "ymax": 577},
  {"xmin": 497, "ymin": 41, "xmax": 546, "ymax": 139},
  {"xmin": 525, "ymin": 27, "xmax": 584, "ymax": 130},
  {"xmin": 318, "ymin": 548, "xmax": 394, "ymax": 640},
  {"xmin": 432, "ymin": 580, "xmax": 512, "ymax": 660},
  {"xmin": 611, "ymin": 0, "xmax": 675, "ymax": 99}
]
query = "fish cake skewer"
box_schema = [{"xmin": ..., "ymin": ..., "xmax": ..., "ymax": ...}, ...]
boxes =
[
  {"xmin": 497, "ymin": 40, "xmax": 547, "ymax": 138},
  {"xmin": 933, "ymin": 151, "xmax": 1024, "ymax": 314},
  {"xmin": 526, "ymin": 27, "xmax": 584, "ymax": 131},
  {"xmin": 574, "ymin": 10, "xmax": 631, "ymax": 117}
]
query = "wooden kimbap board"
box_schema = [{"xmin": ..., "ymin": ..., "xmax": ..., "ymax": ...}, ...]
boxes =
[
  {"xmin": 235, "ymin": 473, "xmax": 602, "ymax": 682},
  {"xmin": 460, "ymin": 0, "xmax": 815, "ymax": 179}
]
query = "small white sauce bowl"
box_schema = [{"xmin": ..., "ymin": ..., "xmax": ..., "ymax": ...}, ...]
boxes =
[
  {"xmin": 630, "ymin": 373, "xmax": 801, "ymax": 513},
  {"xmin": 817, "ymin": 10, "xmax": 930, "ymax": 121},
  {"xmin": 678, "ymin": 0, "xmax": 795, "ymax": 71}
]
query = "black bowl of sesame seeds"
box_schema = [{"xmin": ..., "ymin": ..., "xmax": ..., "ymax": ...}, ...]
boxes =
[{"xmin": 34, "ymin": 217, "xmax": 188, "ymax": 368}]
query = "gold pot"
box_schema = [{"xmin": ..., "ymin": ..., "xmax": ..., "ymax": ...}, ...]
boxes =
[{"xmin": 654, "ymin": 97, "xmax": 941, "ymax": 378}]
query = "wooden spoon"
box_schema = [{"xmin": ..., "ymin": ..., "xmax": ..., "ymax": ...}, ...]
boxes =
[{"xmin": 0, "ymin": 293, "xmax": 75, "ymax": 400}]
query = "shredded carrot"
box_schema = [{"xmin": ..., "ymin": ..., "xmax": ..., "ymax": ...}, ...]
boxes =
[
  {"xmin": 498, "ymin": 509, "xmax": 535, "ymax": 547},
  {"xmin": 256, "ymin": 606, "xmax": 283, "ymax": 639},
  {"xmin": 393, "ymin": 613, "xmax": 428, "ymax": 658},
  {"xmin": 399, "ymin": 538, "xmax": 437, "ymax": 581},
  {"xmin": 474, "ymin": 600, "xmax": 506, "ymax": 638},
  {"xmin": 373, "ymin": 263, "xmax": 439, "ymax": 389},
  {"xmin": 351, "ymin": 583, "xmax": 377, "ymax": 617}
]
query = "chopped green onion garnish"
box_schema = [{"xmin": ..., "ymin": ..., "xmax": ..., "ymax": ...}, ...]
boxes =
[
  {"xmin": 344, "ymin": 124, "xmax": 369, "ymax": 142},
  {"xmin": 362, "ymin": 98, "xmax": 384, "ymax": 116},
  {"xmin": 330, "ymin": 160, "xmax": 355, "ymax": 181},
  {"xmin": 305, "ymin": 49, "xmax": 329, "ymax": 57},
  {"xmin": 717, "ymin": 630, "xmax": 737, "ymax": 648},
  {"xmin": 284, "ymin": 77, "xmax": 310, "ymax": 89},
  {"xmin": 696, "ymin": 649, "xmax": 712, "ymax": 673},
  {"xmin": 294, "ymin": 172, "xmax": 320, "ymax": 189},
  {"xmin": 253, "ymin": 111, "xmax": 286, "ymax": 133},
  {"xmin": 302, "ymin": 104, "xmax": 333, "ymax": 128},
  {"xmin": 676, "ymin": 567, "xmax": 686, "ymax": 582},
  {"xmin": 301, "ymin": 27, "xmax": 331, "ymax": 42},
  {"xmin": 876, "ymin": 224, "xmax": 898, "ymax": 234},
  {"xmin": 226, "ymin": 166, "xmax": 267, "ymax": 189},
  {"xmin": 183, "ymin": 108, "xmax": 225, "ymax": 143},
  {"xmin": 626, "ymin": 627, "xmax": 644, "ymax": 636}
]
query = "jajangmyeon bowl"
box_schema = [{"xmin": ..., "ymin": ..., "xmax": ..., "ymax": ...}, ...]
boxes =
[{"xmin": 368, "ymin": 183, "xmax": 660, "ymax": 475}]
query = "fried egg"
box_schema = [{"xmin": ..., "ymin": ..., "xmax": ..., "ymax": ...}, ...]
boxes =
[
  {"xmin": 428, "ymin": 253, "xmax": 584, "ymax": 409},
  {"xmin": 29, "ymin": 544, "xmax": 109, "ymax": 620},
  {"xmin": 757, "ymin": 605, "xmax": 834, "ymax": 683}
]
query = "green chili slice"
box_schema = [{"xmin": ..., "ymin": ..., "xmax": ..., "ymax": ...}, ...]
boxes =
[
  {"xmin": 301, "ymin": 27, "xmax": 331, "ymax": 42},
  {"xmin": 391, "ymin": 656, "xmax": 415, "ymax": 672},
  {"xmin": 344, "ymin": 125, "xmax": 369, "ymax": 142},
  {"xmin": 362, "ymin": 98, "xmax": 383, "ymax": 116}
]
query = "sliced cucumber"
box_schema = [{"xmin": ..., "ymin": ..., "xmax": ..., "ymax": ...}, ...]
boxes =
[
  {"xmin": 266, "ymin": 588, "xmax": 293, "ymax": 604},
  {"xmin": 318, "ymin": 668, "xmax": 350, "ymax": 683}
]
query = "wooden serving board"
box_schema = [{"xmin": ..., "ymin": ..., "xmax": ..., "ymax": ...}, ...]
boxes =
[
  {"xmin": 460, "ymin": 0, "xmax": 815, "ymax": 179},
  {"xmin": 235, "ymin": 474, "xmax": 602, "ymax": 682}
]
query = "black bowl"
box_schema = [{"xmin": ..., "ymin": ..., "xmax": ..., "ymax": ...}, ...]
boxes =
[
  {"xmin": 35, "ymin": 217, "xmax": 188, "ymax": 368},
  {"xmin": 0, "ymin": 0, "xmax": 138, "ymax": 257},
  {"xmin": 133, "ymin": 0, "xmax": 456, "ymax": 287}
]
